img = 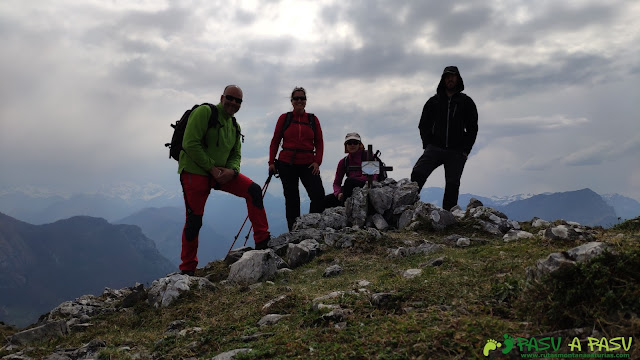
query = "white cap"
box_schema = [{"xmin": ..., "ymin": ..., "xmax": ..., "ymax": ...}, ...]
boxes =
[{"xmin": 344, "ymin": 132, "xmax": 361, "ymax": 143}]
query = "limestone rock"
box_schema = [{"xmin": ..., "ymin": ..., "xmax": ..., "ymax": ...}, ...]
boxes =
[
  {"xmin": 227, "ymin": 250, "xmax": 281, "ymax": 286},
  {"xmin": 148, "ymin": 274, "xmax": 215, "ymax": 308}
]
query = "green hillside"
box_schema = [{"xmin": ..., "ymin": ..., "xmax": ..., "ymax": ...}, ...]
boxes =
[{"xmin": 2, "ymin": 218, "xmax": 638, "ymax": 359}]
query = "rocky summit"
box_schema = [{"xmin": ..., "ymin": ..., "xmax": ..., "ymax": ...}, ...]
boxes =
[{"xmin": 1, "ymin": 178, "xmax": 638, "ymax": 360}]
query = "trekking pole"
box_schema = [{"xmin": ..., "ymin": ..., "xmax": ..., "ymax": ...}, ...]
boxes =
[
  {"xmin": 228, "ymin": 214, "xmax": 250, "ymax": 254},
  {"xmin": 242, "ymin": 174, "xmax": 273, "ymax": 246},
  {"xmin": 226, "ymin": 174, "xmax": 273, "ymax": 255}
]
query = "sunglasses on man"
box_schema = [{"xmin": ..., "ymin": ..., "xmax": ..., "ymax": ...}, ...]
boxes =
[
  {"xmin": 225, "ymin": 94, "xmax": 243, "ymax": 104},
  {"xmin": 291, "ymin": 96, "xmax": 307, "ymax": 101},
  {"xmin": 345, "ymin": 140, "xmax": 360, "ymax": 145}
]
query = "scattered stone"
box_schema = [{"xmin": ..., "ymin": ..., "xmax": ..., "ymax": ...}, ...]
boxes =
[
  {"xmin": 224, "ymin": 246, "xmax": 253, "ymax": 266},
  {"xmin": 388, "ymin": 241, "xmax": 443, "ymax": 258},
  {"xmin": 423, "ymin": 257, "xmax": 445, "ymax": 267},
  {"xmin": 450, "ymin": 205, "xmax": 466, "ymax": 218},
  {"xmin": 227, "ymin": 250, "xmax": 281, "ymax": 286},
  {"xmin": 526, "ymin": 242, "xmax": 611, "ymax": 282},
  {"xmin": 403, "ymin": 269, "xmax": 422, "ymax": 279},
  {"xmin": 323, "ymin": 265, "xmax": 343, "ymax": 277},
  {"xmin": 334, "ymin": 322, "xmax": 348, "ymax": 330},
  {"xmin": 345, "ymin": 187, "xmax": 369, "ymax": 227},
  {"xmin": 262, "ymin": 295, "xmax": 288, "ymax": 313},
  {"xmin": 312, "ymin": 303, "xmax": 341, "ymax": 311},
  {"xmin": 210, "ymin": 348, "xmax": 252, "ymax": 360},
  {"xmin": 371, "ymin": 213, "xmax": 389, "ymax": 231},
  {"xmin": 120, "ymin": 283, "xmax": 147, "ymax": 308},
  {"xmin": 402, "ymin": 202, "xmax": 458, "ymax": 231},
  {"xmin": 370, "ymin": 293, "xmax": 397, "ymax": 307},
  {"xmin": 257, "ymin": 314, "xmax": 289, "ymax": 327},
  {"xmin": 312, "ymin": 291, "xmax": 353, "ymax": 304},
  {"xmin": 503, "ymin": 230, "xmax": 535, "ymax": 242},
  {"xmin": 286, "ymin": 239, "xmax": 320, "ymax": 268},
  {"xmin": 319, "ymin": 309, "xmax": 352, "ymax": 323},
  {"xmin": 543, "ymin": 223, "xmax": 596, "ymax": 242},
  {"xmin": 165, "ymin": 320, "xmax": 187, "ymax": 335},
  {"xmin": 148, "ymin": 274, "xmax": 215, "ymax": 308},
  {"xmin": 456, "ymin": 238, "xmax": 471, "ymax": 247},
  {"xmin": 466, "ymin": 198, "xmax": 484, "ymax": 210},
  {"xmin": 531, "ymin": 217, "xmax": 551, "ymax": 228},
  {"xmin": 240, "ymin": 333, "xmax": 274, "ymax": 342},
  {"xmin": 8, "ymin": 320, "xmax": 69, "ymax": 346}
]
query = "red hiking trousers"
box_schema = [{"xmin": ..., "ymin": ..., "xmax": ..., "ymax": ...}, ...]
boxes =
[{"xmin": 179, "ymin": 171, "xmax": 270, "ymax": 272}]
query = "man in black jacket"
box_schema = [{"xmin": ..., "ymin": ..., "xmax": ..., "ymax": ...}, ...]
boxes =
[{"xmin": 411, "ymin": 66, "xmax": 478, "ymax": 211}]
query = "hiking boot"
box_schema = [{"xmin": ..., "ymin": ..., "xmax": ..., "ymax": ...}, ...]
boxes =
[
  {"xmin": 255, "ymin": 238, "xmax": 270, "ymax": 250},
  {"xmin": 180, "ymin": 270, "xmax": 195, "ymax": 276}
]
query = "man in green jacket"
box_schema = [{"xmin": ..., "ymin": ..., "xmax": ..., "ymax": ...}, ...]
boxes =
[{"xmin": 179, "ymin": 85, "xmax": 270, "ymax": 276}]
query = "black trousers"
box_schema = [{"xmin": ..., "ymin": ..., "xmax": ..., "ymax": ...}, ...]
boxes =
[
  {"xmin": 325, "ymin": 177, "xmax": 367, "ymax": 208},
  {"xmin": 410, "ymin": 145, "xmax": 467, "ymax": 211},
  {"xmin": 277, "ymin": 161, "xmax": 326, "ymax": 230}
]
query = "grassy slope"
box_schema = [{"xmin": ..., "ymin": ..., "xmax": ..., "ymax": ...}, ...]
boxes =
[{"xmin": 2, "ymin": 218, "xmax": 639, "ymax": 359}]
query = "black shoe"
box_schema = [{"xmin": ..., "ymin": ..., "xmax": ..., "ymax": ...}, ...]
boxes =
[
  {"xmin": 180, "ymin": 270, "xmax": 195, "ymax": 276},
  {"xmin": 255, "ymin": 239, "xmax": 269, "ymax": 250}
]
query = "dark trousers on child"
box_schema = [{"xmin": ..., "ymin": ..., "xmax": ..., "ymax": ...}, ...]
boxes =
[
  {"xmin": 277, "ymin": 161, "xmax": 326, "ymax": 230},
  {"xmin": 325, "ymin": 177, "xmax": 367, "ymax": 208}
]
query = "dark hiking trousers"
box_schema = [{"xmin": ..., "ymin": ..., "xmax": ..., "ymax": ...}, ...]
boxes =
[
  {"xmin": 277, "ymin": 161, "xmax": 326, "ymax": 230},
  {"xmin": 325, "ymin": 177, "xmax": 367, "ymax": 208},
  {"xmin": 410, "ymin": 144, "xmax": 467, "ymax": 211}
]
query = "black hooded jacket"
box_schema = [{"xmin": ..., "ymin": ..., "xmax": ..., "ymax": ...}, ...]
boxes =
[{"xmin": 418, "ymin": 70, "xmax": 478, "ymax": 154}]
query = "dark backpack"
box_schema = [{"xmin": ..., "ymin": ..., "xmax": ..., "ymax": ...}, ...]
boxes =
[
  {"xmin": 165, "ymin": 103, "xmax": 243, "ymax": 161},
  {"xmin": 280, "ymin": 111, "xmax": 316, "ymax": 140},
  {"xmin": 343, "ymin": 150, "xmax": 387, "ymax": 181}
]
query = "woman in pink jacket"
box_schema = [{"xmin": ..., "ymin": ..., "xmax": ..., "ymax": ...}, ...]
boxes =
[{"xmin": 325, "ymin": 132, "xmax": 376, "ymax": 208}]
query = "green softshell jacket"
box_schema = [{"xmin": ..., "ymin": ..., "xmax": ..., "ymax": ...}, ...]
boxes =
[{"xmin": 178, "ymin": 103, "xmax": 241, "ymax": 176}]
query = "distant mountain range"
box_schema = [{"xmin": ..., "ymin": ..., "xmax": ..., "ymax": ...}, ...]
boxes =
[
  {"xmin": 421, "ymin": 187, "xmax": 637, "ymax": 227},
  {"xmin": 0, "ymin": 213, "xmax": 174, "ymax": 328},
  {"xmin": 0, "ymin": 185, "xmax": 290, "ymax": 268},
  {"xmin": 1, "ymin": 183, "xmax": 638, "ymax": 230},
  {"xmin": 497, "ymin": 188, "xmax": 618, "ymax": 226}
]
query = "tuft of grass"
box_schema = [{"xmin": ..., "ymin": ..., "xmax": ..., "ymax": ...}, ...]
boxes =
[
  {"xmin": 612, "ymin": 216, "xmax": 640, "ymax": 232},
  {"xmin": 518, "ymin": 248, "xmax": 640, "ymax": 329}
]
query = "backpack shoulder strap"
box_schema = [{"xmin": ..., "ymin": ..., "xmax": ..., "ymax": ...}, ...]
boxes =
[
  {"xmin": 307, "ymin": 113, "xmax": 316, "ymax": 133},
  {"xmin": 281, "ymin": 112, "xmax": 293, "ymax": 137},
  {"xmin": 344, "ymin": 155, "xmax": 349, "ymax": 171},
  {"xmin": 203, "ymin": 103, "xmax": 218, "ymax": 129},
  {"xmin": 231, "ymin": 116, "xmax": 244, "ymax": 143}
]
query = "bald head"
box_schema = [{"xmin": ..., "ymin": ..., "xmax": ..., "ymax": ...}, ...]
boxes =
[{"xmin": 220, "ymin": 85, "xmax": 243, "ymax": 116}]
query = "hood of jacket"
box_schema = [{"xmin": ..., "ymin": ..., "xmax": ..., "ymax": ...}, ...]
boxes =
[{"xmin": 436, "ymin": 65, "xmax": 465, "ymax": 95}]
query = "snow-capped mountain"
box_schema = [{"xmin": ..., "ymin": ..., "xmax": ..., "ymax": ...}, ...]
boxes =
[
  {"xmin": 486, "ymin": 192, "xmax": 550, "ymax": 207},
  {"xmin": 94, "ymin": 182, "xmax": 180, "ymax": 202},
  {"xmin": 0, "ymin": 183, "xmax": 181, "ymax": 225}
]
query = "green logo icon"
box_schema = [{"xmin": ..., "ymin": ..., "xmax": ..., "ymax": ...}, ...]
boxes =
[
  {"xmin": 483, "ymin": 339, "xmax": 501, "ymax": 356},
  {"xmin": 483, "ymin": 334, "xmax": 516, "ymax": 356}
]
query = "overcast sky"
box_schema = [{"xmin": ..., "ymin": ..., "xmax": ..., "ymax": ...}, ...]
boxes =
[{"xmin": 1, "ymin": 0, "xmax": 639, "ymax": 201}]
